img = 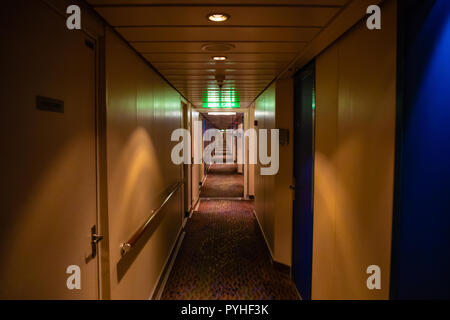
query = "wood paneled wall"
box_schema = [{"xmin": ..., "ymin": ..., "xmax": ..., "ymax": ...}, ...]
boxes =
[
  {"xmin": 312, "ymin": 0, "xmax": 397, "ymax": 299},
  {"xmin": 105, "ymin": 28, "xmax": 183, "ymax": 299}
]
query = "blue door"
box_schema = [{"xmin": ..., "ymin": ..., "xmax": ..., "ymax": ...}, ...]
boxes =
[{"xmin": 292, "ymin": 62, "xmax": 315, "ymax": 300}]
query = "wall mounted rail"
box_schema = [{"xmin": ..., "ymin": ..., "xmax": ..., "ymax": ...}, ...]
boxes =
[{"xmin": 120, "ymin": 181, "xmax": 183, "ymax": 256}]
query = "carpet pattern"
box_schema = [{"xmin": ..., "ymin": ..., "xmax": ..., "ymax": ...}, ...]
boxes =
[
  {"xmin": 200, "ymin": 164, "xmax": 244, "ymax": 198},
  {"xmin": 161, "ymin": 200, "xmax": 300, "ymax": 300}
]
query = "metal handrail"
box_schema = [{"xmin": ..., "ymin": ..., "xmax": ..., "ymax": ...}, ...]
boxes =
[{"xmin": 120, "ymin": 181, "xmax": 183, "ymax": 256}]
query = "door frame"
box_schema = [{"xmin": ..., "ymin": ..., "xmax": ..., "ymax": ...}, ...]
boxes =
[
  {"xmin": 96, "ymin": 35, "xmax": 111, "ymax": 300},
  {"xmin": 194, "ymin": 107, "xmax": 251, "ymax": 199},
  {"xmin": 181, "ymin": 102, "xmax": 192, "ymax": 216},
  {"xmin": 41, "ymin": 1, "xmax": 105, "ymax": 299}
]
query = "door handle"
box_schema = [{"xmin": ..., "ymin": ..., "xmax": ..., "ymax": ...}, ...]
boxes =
[
  {"xmin": 290, "ymin": 184, "xmax": 296, "ymax": 201},
  {"xmin": 90, "ymin": 225, "xmax": 103, "ymax": 258}
]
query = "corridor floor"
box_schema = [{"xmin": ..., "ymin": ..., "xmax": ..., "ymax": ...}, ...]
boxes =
[
  {"xmin": 161, "ymin": 174, "xmax": 300, "ymax": 299},
  {"xmin": 200, "ymin": 164, "xmax": 244, "ymax": 198}
]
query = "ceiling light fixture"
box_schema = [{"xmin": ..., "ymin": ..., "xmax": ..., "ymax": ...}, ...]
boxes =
[
  {"xmin": 207, "ymin": 13, "xmax": 230, "ymax": 22},
  {"xmin": 202, "ymin": 43, "xmax": 235, "ymax": 52},
  {"xmin": 213, "ymin": 56, "xmax": 227, "ymax": 61}
]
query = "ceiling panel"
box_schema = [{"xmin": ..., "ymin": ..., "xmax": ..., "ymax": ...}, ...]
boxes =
[
  {"xmin": 88, "ymin": 0, "xmax": 352, "ymax": 108},
  {"xmin": 143, "ymin": 53, "xmax": 295, "ymax": 62},
  {"xmin": 131, "ymin": 42, "xmax": 307, "ymax": 53},
  {"xmin": 181, "ymin": 93, "xmax": 265, "ymax": 96},
  {"xmin": 188, "ymin": 89, "xmax": 261, "ymax": 92},
  {"xmin": 189, "ymin": 93, "xmax": 257, "ymax": 96},
  {"xmin": 94, "ymin": 6, "xmax": 340, "ymax": 27},
  {"xmin": 152, "ymin": 62, "xmax": 288, "ymax": 70},
  {"xmin": 187, "ymin": 92, "xmax": 260, "ymax": 95},
  {"xmin": 88, "ymin": 0, "xmax": 348, "ymax": 5},
  {"xmin": 160, "ymin": 69, "xmax": 282, "ymax": 75},
  {"xmin": 170, "ymin": 82, "xmax": 270, "ymax": 87},
  {"xmin": 116, "ymin": 26, "xmax": 320, "ymax": 42},
  {"xmin": 180, "ymin": 90, "xmax": 266, "ymax": 94},
  {"xmin": 183, "ymin": 88, "xmax": 263, "ymax": 92}
]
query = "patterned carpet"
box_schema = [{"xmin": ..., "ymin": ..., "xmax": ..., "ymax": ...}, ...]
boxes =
[
  {"xmin": 161, "ymin": 200, "xmax": 300, "ymax": 300},
  {"xmin": 200, "ymin": 164, "xmax": 244, "ymax": 198}
]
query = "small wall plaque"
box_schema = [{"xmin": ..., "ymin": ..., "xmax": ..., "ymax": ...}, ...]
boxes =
[
  {"xmin": 36, "ymin": 96, "xmax": 64, "ymax": 113},
  {"xmin": 279, "ymin": 128, "xmax": 290, "ymax": 145}
]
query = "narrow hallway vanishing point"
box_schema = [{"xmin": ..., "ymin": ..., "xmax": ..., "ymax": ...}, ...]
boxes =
[
  {"xmin": 162, "ymin": 163, "xmax": 299, "ymax": 300},
  {"xmin": 200, "ymin": 164, "xmax": 244, "ymax": 199}
]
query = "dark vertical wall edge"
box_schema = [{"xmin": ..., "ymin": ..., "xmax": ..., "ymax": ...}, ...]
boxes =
[
  {"xmin": 389, "ymin": 0, "xmax": 407, "ymax": 300},
  {"xmin": 292, "ymin": 60, "xmax": 315, "ymax": 300},
  {"xmin": 96, "ymin": 31, "xmax": 111, "ymax": 300}
]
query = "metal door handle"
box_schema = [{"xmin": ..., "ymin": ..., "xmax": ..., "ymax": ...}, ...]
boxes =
[
  {"xmin": 92, "ymin": 233, "xmax": 103, "ymax": 244},
  {"xmin": 90, "ymin": 226, "xmax": 103, "ymax": 258}
]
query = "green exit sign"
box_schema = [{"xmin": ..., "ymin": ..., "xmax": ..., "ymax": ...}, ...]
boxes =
[
  {"xmin": 202, "ymin": 102, "xmax": 240, "ymax": 108},
  {"xmin": 202, "ymin": 90, "xmax": 240, "ymax": 108}
]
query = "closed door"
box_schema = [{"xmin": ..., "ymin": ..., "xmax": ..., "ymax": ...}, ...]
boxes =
[
  {"xmin": 182, "ymin": 102, "xmax": 191, "ymax": 215},
  {"xmin": 292, "ymin": 62, "xmax": 316, "ymax": 300},
  {"xmin": 0, "ymin": 1, "xmax": 99, "ymax": 299},
  {"xmin": 191, "ymin": 111, "xmax": 201, "ymax": 206}
]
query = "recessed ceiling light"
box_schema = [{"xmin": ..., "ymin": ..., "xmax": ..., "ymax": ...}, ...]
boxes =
[
  {"xmin": 207, "ymin": 13, "xmax": 230, "ymax": 22},
  {"xmin": 213, "ymin": 56, "xmax": 227, "ymax": 61},
  {"xmin": 202, "ymin": 43, "xmax": 235, "ymax": 52}
]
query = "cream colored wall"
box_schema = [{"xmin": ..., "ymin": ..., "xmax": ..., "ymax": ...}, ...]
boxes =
[
  {"xmin": 0, "ymin": 0, "xmax": 184, "ymax": 300},
  {"xmin": 105, "ymin": 29, "xmax": 183, "ymax": 299},
  {"xmin": 274, "ymin": 79, "xmax": 294, "ymax": 266},
  {"xmin": 182, "ymin": 102, "xmax": 191, "ymax": 214},
  {"xmin": 248, "ymin": 107, "xmax": 255, "ymax": 196},
  {"xmin": 255, "ymin": 85, "xmax": 276, "ymax": 256},
  {"xmin": 237, "ymin": 123, "xmax": 244, "ymax": 174},
  {"xmin": 254, "ymin": 80, "xmax": 294, "ymax": 266},
  {"xmin": 191, "ymin": 109, "xmax": 200, "ymax": 207},
  {"xmin": 312, "ymin": 0, "xmax": 397, "ymax": 299},
  {"xmin": 200, "ymin": 116, "xmax": 206, "ymax": 185}
]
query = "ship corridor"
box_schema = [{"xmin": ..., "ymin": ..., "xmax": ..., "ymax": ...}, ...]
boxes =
[{"xmin": 1, "ymin": 0, "xmax": 450, "ymax": 300}]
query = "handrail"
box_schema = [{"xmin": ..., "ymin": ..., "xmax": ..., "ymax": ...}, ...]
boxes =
[{"xmin": 120, "ymin": 181, "xmax": 183, "ymax": 256}]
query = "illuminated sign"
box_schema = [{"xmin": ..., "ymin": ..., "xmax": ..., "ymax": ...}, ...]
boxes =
[{"xmin": 202, "ymin": 90, "xmax": 240, "ymax": 108}]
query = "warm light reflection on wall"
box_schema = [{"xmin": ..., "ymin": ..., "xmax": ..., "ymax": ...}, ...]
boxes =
[{"xmin": 109, "ymin": 127, "xmax": 164, "ymax": 239}]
